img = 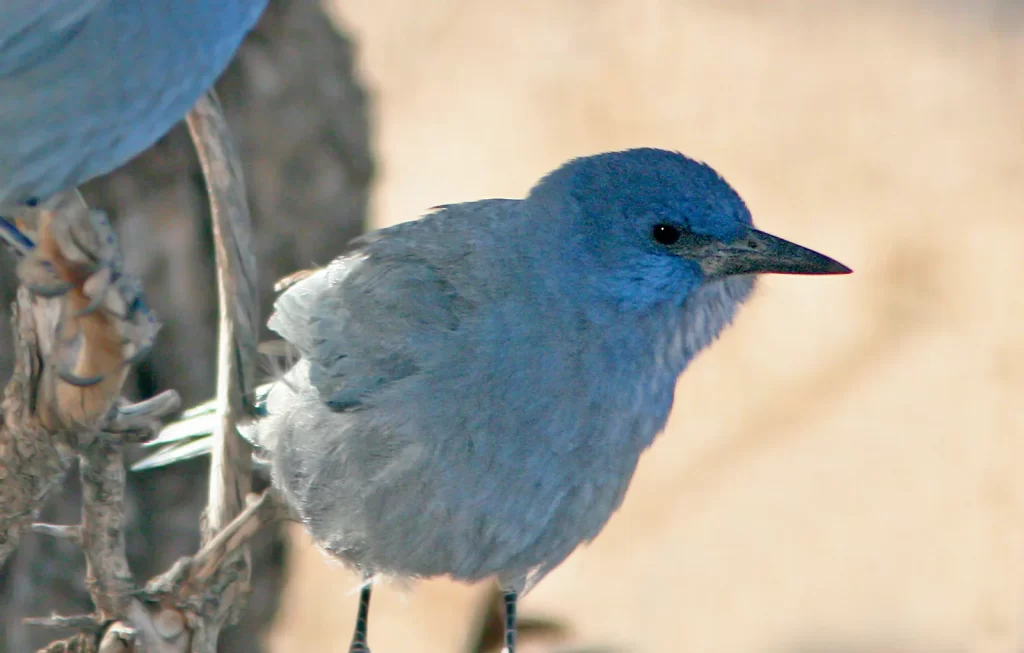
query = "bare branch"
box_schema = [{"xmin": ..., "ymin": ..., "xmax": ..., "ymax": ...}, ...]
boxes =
[
  {"xmin": 38, "ymin": 632, "xmax": 96, "ymax": 653},
  {"xmin": 79, "ymin": 440, "xmax": 134, "ymax": 620},
  {"xmin": 118, "ymin": 601, "xmax": 189, "ymax": 653},
  {"xmin": 31, "ymin": 522, "xmax": 81, "ymax": 541},
  {"xmin": 191, "ymin": 490, "xmax": 282, "ymax": 583},
  {"xmin": 144, "ymin": 489, "xmax": 286, "ymax": 614},
  {"xmin": 0, "ymin": 292, "xmax": 75, "ymax": 564},
  {"xmin": 24, "ymin": 614, "xmax": 102, "ymax": 631},
  {"xmin": 187, "ymin": 91, "xmax": 259, "ymax": 530},
  {"xmin": 184, "ymin": 91, "xmax": 259, "ymax": 651}
]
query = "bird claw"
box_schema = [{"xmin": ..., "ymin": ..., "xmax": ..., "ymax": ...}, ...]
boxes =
[
  {"xmin": 54, "ymin": 367, "xmax": 107, "ymax": 388},
  {"xmin": 74, "ymin": 266, "xmax": 114, "ymax": 317},
  {"xmin": 123, "ymin": 336, "xmax": 155, "ymax": 367},
  {"xmin": 17, "ymin": 258, "xmax": 74, "ymax": 297},
  {"xmin": 14, "ymin": 193, "xmax": 164, "ymax": 430},
  {"xmin": 46, "ymin": 289, "xmax": 158, "ymax": 391},
  {"xmin": 105, "ymin": 391, "xmax": 181, "ymax": 442},
  {"xmin": 23, "ymin": 279, "xmax": 74, "ymax": 298},
  {"xmin": 46, "ymin": 206, "xmax": 116, "ymax": 268}
]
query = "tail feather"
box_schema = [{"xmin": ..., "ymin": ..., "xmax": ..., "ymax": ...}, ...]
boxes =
[
  {"xmin": 132, "ymin": 382, "xmax": 274, "ymax": 472},
  {"xmin": 131, "ymin": 436, "xmax": 220, "ymax": 471}
]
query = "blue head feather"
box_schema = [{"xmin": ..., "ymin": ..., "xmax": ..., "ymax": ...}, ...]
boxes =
[{"xmin": 528, "ymin": 148, "xmax": 754, "ymax": 310}]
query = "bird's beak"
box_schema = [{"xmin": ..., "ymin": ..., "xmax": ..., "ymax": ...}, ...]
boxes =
[{"xmin": 694, "ymin": 228, "xmax": 852, "ymax": 279}]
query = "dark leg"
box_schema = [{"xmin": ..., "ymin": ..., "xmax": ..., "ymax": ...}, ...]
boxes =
[
  {"xmin": 502, "ymin": 590, "xmax": 518, "ymax": 653},
  {"xmin": 348, "ymin": 579, "xmax": 373, "ymax": 653}
]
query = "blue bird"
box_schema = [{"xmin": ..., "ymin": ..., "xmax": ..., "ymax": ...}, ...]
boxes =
[
  {"xmin": 0, "ymin": 0, "xmax": 267, "ymax": 252},
  {"xmin": 137, "ymin": 148, "xmax": 851, "ymax": 652}
]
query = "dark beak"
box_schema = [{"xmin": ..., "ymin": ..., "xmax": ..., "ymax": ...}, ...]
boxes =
[{"xmin": 694, "ymin": 228, "xmax": 852, "ymax": 279}]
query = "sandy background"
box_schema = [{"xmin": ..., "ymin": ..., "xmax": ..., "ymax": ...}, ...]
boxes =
[{"xmin": 266, "ymin": 1, "xmax": 1024, "ymax": 651}]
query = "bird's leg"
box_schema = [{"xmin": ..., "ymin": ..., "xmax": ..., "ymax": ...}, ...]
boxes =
[
  {"xmin": 502, "ymin": 590, "xmax": 518, "ymax": 653},
  {"xmin": 5, "ymin": 192, "xmax": 165, "ymax": 433},
  {"xmin": 348, "ymin": 574, "xmax": 373, "ymax": 653},
  {"xmin": 8, "ymin": 194, "xmax": 163, "ymax": 429}
]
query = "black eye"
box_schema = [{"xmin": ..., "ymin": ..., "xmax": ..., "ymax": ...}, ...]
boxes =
[{"xmin": 652, "ymin": 224, "xmax": 682, "ymax": 245}]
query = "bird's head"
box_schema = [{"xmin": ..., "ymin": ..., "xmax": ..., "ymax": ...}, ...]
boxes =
[{"xmin": 528, "ymin": 148, "xmax": 850, "ymax": 310}]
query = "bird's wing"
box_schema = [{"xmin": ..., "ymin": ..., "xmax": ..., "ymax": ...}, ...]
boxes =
[
  {"xmin": 268, "ymin": 240, "xmax": 469, "ymax": 411},
  {"xmin": 0, "ymin": 1, "xmax": 108, "ymax": 74}
]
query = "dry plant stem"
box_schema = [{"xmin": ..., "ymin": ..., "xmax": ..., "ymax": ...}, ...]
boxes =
[
  {"xmin": 0, "ymin": 292, "xmax": 75, "ymax": 566},
  {"xmin": 25, "ymin": 614, "xmax": 102, "ymax": 630},
  {"xmin": 39, "ymin": 632, "xmax": 95, "ymax": 653},
  {"xmin": 191, "ymin": 491, "xmax": 280, "ymax": 583},
  {"xmin": 187, "ymin": 92, "xmax": 257, "ymax": 533},
  {"xmin": 145, "ymin": 490, "xmax": 285, "ymax": 612},
  {"xmin": 32, "ymin": 522, "xmax": 81, "ymax": 541},
  {"xmin": 184, "ymin": 91, "xmax": 259, "ymax": 651},
  {"xmin": 79, "ymin": 440, "xmax": 134, "ymax": 620}
]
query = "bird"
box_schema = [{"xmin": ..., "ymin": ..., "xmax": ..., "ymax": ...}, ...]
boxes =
[
  {"xmin": 136, "ymin": 148, "xmax": 852, "ymax": 652},
  {"xmin": 0, "ymin": 0, "xmax": 268, "ymax": 253}
]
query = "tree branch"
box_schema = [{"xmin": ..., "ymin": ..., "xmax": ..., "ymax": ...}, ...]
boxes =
[
  {"xmin": 183, "ymin": 91, "xmax": 259, "ymax": 652},
  {"xmin": 145, "ymin": 490, "xmax": 287, "ymax": 604},
  {"xmin": 186, "ymin": 92, "xmax": 258, "ymax": 535},
  {"xmin": 79, "ymin": 439, "xmax": 134, "ymax": 620},
  {"xmin": 0, "ymin": 290, "xmax": 76, "ymax": 566}
]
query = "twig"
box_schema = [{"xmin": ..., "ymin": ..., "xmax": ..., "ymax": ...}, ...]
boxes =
[
  {"xmin": 24, "ymin": 614, "xmax": 102, "ymax": 631},
  {"xmin": 79, "ymin": 439, "xmax": 134, "ymax": 620},
  {"xmin": 38, "ymin": 632, "xmax": 95, "ymax": 653},
  {"xmin": 187, "ymin": 92, "xmax": 258, "ymax": 531},
  {"xmin": 31, "ymin": 522, "xmax": 81, "ymax": 541},
  {"xmin": 183, "ymin": 91, "xmax": 259, "ymax": 651},
  {"xmin": 145, "ymin": 490, "xmax": 286, "ymax": 603},
  {"xmin": 191, "ymin": 490, "xmax": 282, "ymax": 583},
  {"xmin": 0, "ymin": 290, "xmax": 75, "ymax": 566}
]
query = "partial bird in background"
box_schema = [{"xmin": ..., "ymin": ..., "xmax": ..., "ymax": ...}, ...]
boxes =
[
  {"xmin": 0, "ymin": 0, "xmax": 268, "ymax": 255},
  {"xmin": 137, "ymin": 148, "xmax": 852, "ymax": 653}
]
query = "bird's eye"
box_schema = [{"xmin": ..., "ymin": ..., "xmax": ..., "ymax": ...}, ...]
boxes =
[{"xmin": 652, "ymin": 224, "xmax": 682, "ymax": 246}]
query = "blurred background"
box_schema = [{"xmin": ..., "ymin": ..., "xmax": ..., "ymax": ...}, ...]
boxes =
[{"xmin": 2, "ymin": 0, "xmax": 1023, "ymax": 651}]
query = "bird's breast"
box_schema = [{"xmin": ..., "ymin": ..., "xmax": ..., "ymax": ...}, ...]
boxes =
[{"xmin": 383, "ymin": 313, "xmax": 684, "ymax": 579}]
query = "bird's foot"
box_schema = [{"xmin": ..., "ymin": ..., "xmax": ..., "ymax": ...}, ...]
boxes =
[
  {"xmin": 103, "ymin": 391, "xmax": 182, "ymax": 444},
  {"xmin": 14, "ymin": 192, "xmax": 165, "ymax": 431}
]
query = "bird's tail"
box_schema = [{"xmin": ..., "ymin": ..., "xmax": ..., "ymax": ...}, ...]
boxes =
[
  {"xmin": 132, "ymin": 339, "xmax": 301, "ymax": 472},
  {"xmin": 131, "ymin": 383, "xmax": 273, "ymax": 472}
]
